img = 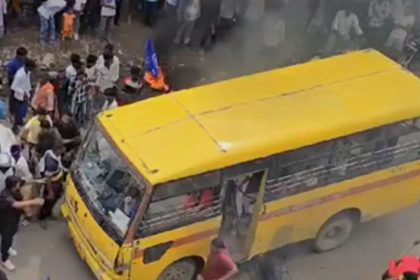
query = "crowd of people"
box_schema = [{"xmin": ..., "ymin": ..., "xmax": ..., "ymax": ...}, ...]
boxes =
[
  {"xmin": 0, "ymin": 41, "xmax": 134, "ymax": 273},
  {"xmin": 317, "ymin": 0, "xmax": 419, "ymax": 57}
]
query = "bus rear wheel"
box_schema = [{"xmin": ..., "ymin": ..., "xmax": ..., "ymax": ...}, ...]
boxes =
[
  {"xmin": 313, "ymin": 212, "xmax": 357, "ymax": 252},
  {"xmin": 158, "ymin": 259, "xmax": 198, "ymax": 280}
]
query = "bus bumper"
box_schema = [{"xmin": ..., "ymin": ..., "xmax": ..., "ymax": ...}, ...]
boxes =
[{"xmin": 62, "ymin": 203, "xmax": 121, "ymax": 280}]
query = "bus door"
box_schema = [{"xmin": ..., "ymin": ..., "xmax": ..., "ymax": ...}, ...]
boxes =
[{"xmin": 219, "ymin": 169, "xmax": 268, "ymax": 262}]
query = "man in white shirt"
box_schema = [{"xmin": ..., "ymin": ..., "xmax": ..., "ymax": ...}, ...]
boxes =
[
  {"xmin": 323, "ymin": 8, "xmax": 363, "ymax": 55},
  {"xmin": 10, "ymin": 59, "xmax": 36, "ymax": 133},
  {"xmin": 100, "ymin": 0, "xmax": 116, "ymax": 42},
  {"xmin": 10, "ymin": 145, "xmax": 32, "ymax": 180},
  {"xmin": 73, "ymin": 0, "xmax": 87, "ymax": 40},
  {"xmin": 37, "ymin": 0, "xmax": 66, "ymax": 47},
  {"xmin": 96, "ymin": 44, "xmax": 120, "ymax": 93},
  {"xmin": 65, "ymin": 53, "xmax": 82, "ymax": 80},
  {"xmin": 385, "ymin": 1, "xmax": 415, "ymax": 53}
]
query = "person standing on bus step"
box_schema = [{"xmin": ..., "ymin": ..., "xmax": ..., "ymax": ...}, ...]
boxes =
[
  {"xmin": 199, "ymin": 238, "xmax": 238, "ymax": 280},
  {"xmin": 0, "ymin": 176, "xmax": 45, "ymax": 271}
]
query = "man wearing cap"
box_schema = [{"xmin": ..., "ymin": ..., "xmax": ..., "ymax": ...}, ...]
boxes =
[
  {"xmin": 0, "ymin": 154, "xmax": 14, "ymax": 192},
  {"xmin": 0, "ymin": 176, "xmax": 44, "ymax": 271}
]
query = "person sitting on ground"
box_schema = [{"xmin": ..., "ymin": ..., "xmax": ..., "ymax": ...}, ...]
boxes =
[{"xmin": 123, "ymin": 65, "xmax": 144, "ymax": 94}]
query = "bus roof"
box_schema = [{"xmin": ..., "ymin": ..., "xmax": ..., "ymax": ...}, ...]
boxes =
[{"xmin": 99, "ymin": 50, "xmax": 420, "ymax": 185}]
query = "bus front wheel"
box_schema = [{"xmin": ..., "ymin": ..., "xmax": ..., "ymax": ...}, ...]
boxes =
[
  {"xmin": 158, "ymin": 259, "xmax": 198, "ymax": 280},
  {"xmin": 313, "ymin": 212, "xmax": 358, "ymax": 252}
]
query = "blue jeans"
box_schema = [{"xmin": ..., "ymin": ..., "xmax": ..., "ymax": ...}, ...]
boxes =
[{"xmin": 40, "ymin": 15, "xmax": 56, "ymax": 45}]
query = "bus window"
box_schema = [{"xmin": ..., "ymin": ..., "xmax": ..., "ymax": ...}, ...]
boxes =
[
  {"xmin": 328, "ymin": 128, "xmax": 382, "ymax": 182},
  {"xmin": 265, "ymin": 117, "xmax": 420, "ymax": 203},
  {"xmin": 138, "ymin": 172, "xmax": 222, "ymax": 237},
  {"xmin": 266, "ymin": 142, "xmax": 332, "ymax": 201}
]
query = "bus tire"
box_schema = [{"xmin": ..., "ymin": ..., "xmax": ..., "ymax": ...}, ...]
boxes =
[
  {"xmin": 158, "ymin": 259, "xmax": 198, "ymax": 280},
  {"xmin": 312, "ymin": 212, "xmax": 358, "ymax": 252}
]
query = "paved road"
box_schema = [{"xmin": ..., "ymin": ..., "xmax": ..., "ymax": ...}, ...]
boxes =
[{"xmin": 8, "ymin": 204, "xmax": 420, "ymax": 280}]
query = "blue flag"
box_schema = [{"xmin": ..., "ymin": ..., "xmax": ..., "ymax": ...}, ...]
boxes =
[{"xmin": 144, "ymin": 38, "xmax": 160, "ymax": 78}]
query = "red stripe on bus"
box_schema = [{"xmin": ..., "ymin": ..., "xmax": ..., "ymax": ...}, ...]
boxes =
[
  {"xmin": 133, "ymin": 169, "xmax": 420, "ymax": 259},
  {"xmin": 260, "ymin": 169, "xmax": 420, "ymax": 221}
]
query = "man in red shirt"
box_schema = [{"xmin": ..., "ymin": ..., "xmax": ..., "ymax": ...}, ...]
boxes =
[
  {"xmin": 200, "ymin": 238, "xmax": 238, "ymax": 280},
  {"xmin": 382, "ymin": 256, "xmax": 420, "ymax": 280}
]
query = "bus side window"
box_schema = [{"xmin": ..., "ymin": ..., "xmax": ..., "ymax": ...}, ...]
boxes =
[
  {"xmin": 327, "ymin": 127, "xmax": 386, "ymax": 183},
  {"xmin": 137, "ymin": 172, "xmax": 222, "ymax": 237},
  {"xmin": 265, "ymin": 142, "xmax": 332, "ymax": 201},
  {"xmin": 381, "ymin": 119, "xmax": 420, "ymax": 166}
]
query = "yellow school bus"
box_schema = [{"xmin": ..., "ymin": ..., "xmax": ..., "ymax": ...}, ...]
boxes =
[{"xmin": 61, "ymin": 49, "xmax": 420, "ymax": 280}]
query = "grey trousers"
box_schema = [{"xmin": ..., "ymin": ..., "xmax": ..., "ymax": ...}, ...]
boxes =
[{"xmin": 99, "ymin": 16, "xmax": 114, "ymax": 42}]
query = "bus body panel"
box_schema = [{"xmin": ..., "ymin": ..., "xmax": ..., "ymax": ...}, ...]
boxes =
[
  {"xmin": 250, "ymin": 161, "xmax": 420, "ymax": 257},
  {"xmin": 129, "ymin": 218, "xmax": 221, "ymax": 279},
  {"xmin": 63, "ymin": 178, "xmax": 121, "ymax": 277}
]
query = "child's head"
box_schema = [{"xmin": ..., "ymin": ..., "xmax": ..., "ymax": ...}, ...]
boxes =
[{"xmin": 86, "ymin": 54, "xmax": 97, "ymax": 68}]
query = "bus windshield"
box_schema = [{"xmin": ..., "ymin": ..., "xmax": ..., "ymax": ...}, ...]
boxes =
[{"xmin": 75, "ymin": 127, "xmax": 144, "ymax": 237}]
